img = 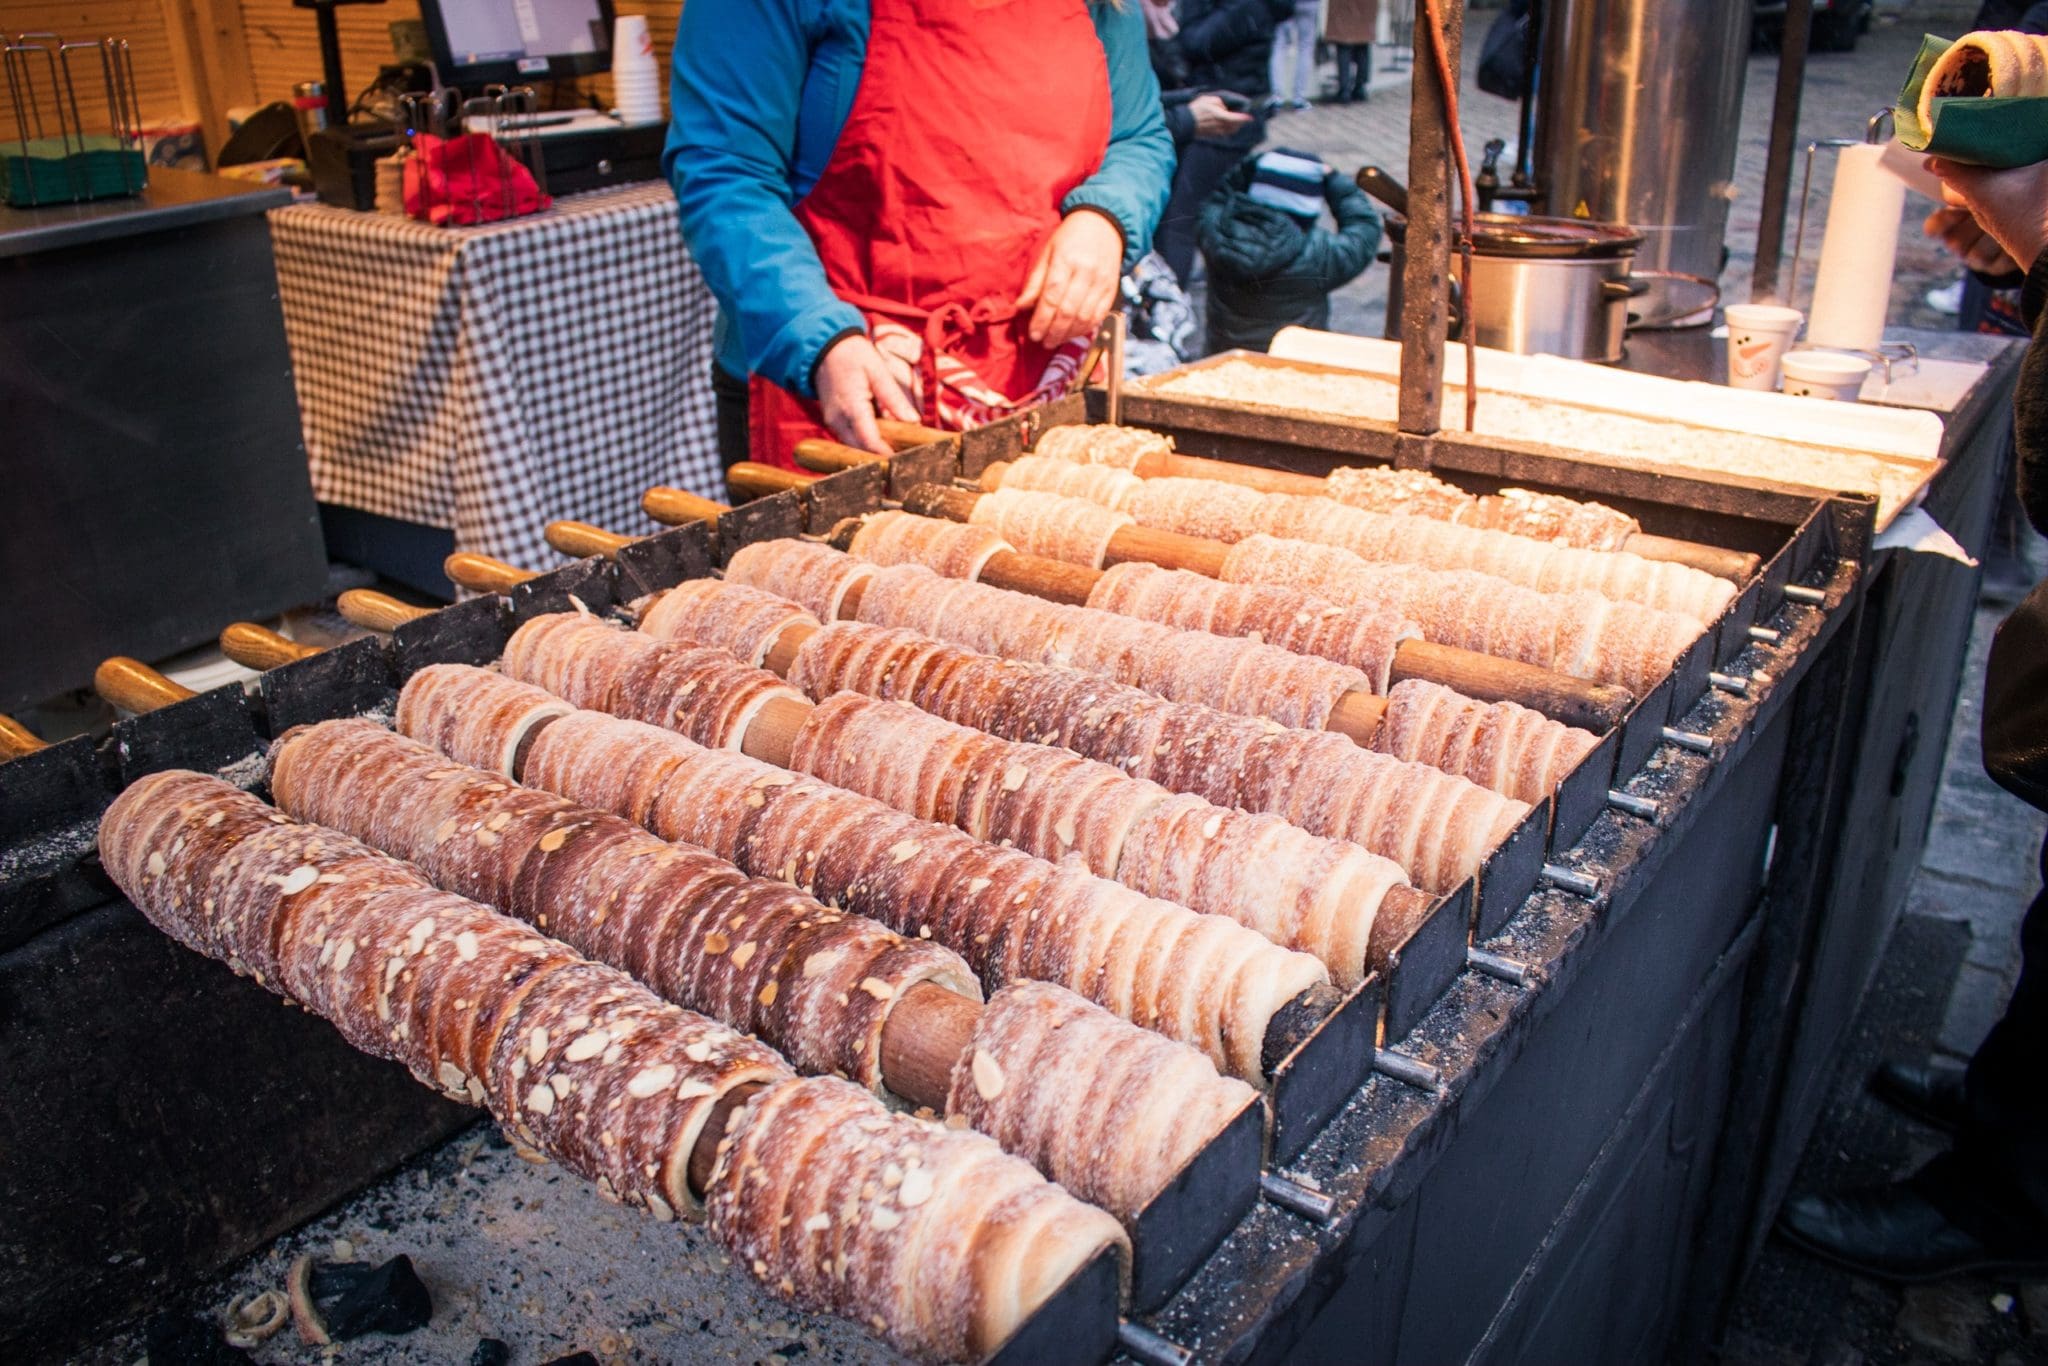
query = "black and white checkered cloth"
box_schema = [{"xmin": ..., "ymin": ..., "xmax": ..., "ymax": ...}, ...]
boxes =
[{"xmin": 270, "ymin": 183, "xmax": 723, "ymax": 575}]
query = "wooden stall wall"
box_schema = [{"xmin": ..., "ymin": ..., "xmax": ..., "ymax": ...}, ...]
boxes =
[{"xmin": 0, "ymin": 0, "xmax": 190, "ymax": 132}]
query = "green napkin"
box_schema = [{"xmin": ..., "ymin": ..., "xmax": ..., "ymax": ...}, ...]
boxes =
[
  {"xmin": 1896, "ymin": 33, "xmax": 2048, "ymax": 167},
  {"xmin": 0, "ymin": 136, "xmax": 146, "ymax": 206}
]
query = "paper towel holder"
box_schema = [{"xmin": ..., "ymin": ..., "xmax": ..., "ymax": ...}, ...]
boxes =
[{"xmin": 1786, "ymin": 109, "xmax": 1918, "ymax": 384}]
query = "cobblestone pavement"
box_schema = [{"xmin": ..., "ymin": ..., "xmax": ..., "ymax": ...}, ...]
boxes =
[{"xmin": 1213, "ymin": 1, "xmax": 1988, "ymax": 342}]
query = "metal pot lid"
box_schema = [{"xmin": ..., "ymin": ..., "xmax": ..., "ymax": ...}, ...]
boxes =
[{"xmin": 1385, "ymin": 211, "xmax": 1644, "ymax": 259}]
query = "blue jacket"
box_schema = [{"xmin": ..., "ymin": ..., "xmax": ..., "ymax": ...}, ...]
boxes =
[{"xmin": 664, "ymin": 0, "xmax": 1174, "ymax": 397}]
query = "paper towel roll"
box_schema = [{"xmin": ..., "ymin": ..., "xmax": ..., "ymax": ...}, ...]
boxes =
[{"xmin": 1807, "ymin": 142, "xmax": 1905, "ymax": 351}]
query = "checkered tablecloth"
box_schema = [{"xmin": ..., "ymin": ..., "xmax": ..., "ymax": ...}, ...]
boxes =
[{"xmin": 270, "ymin": 183, "xmax": 723, "ymax": 575}]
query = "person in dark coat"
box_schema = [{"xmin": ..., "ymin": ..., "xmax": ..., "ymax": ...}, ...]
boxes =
[
  {"xmin": 1151, "ymin": 0, "xmax": 1297, "ymax": 283},
  {"xmin": 1779, "ymin": 152, "xmax": 2048, "ymax": 1282},
  {"xmin": 1197, "ymin": 147, "xmax": 1380, "ymax": 354}
]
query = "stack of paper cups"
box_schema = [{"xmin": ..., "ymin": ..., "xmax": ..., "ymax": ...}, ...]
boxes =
[
  {"xmin": 611, "ymin": 14, "xmax": 663, "ymax": 125},
  {"xmin": 374, "ymin": 152, "xmax": 406, "ymax": 215},
  {"xmin": 1806, "ymin": 142, "xmax": 1905, "ymax": 351}
]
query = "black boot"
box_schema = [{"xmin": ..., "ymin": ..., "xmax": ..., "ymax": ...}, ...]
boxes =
[
  {"xmin": 1779, "ymin": 1182, "xmax": 2048, "ymax": 1282},
  {"xmin": 1870, "ymin": 1057, "xmax": 1968, "ymax": 1133}
]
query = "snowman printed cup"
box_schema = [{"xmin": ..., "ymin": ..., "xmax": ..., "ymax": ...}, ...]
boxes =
[{"xmin": 1725, "ymin": 304, "xmax": 1805, "ymax": 391}]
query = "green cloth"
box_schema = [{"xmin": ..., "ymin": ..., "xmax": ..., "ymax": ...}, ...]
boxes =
[
  {"xmin": 0, "ymin": 136, "xmax": 145, "ymax": 206},
  {"xmin": 1897, "ymin": 33, "xmax": 2048, "ymax": 167}
]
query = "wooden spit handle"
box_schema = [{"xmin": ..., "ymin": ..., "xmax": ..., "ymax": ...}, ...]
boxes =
[
  {"xmin": 1620, "ymin": 532, "xmax": 1761, "ymax": 582},
  {"xmin": 1325, "ymin": 691, "xmax": 1390, "ymax": 745},
  {"xmin": 337, "ymin": 589, "xmax": 433, "ymax": 632},
  {"xmin": 977, "ymin": 549, "xmax": 1101, "ymax": 607},
  {"xmin": 445, "ymin": 552, "xmax": 538, "ymax": 596},
  {"xmin": 727, "ymin": 461, "xmax": 815, "ymax": 501},
  {"xmin": 1388, "ymin": 639, "xmax": 1633, "ymax": 734},
  {"xmin": 643, "ymin": 485, "xmax": 731, "ymax": 526},
  {"xmin": 1162, "ymin": 450, "xmax": 1320, "ymax": 492},
  {"xmin": 900, "ymin": 482, "xmax": 1229, "ymax": 578},
  {"xmin": 95, "ymin": 657, "xmax": 196, "ymax": 715},
  {"xmin": 875, "ymin": 418, "xmax": 953, "ymax": 450},
  {"xmin": 219, "ymin": 623, "xmax": 319, "ymax": 672},
  {"xmin": 0, "ymin": 713, "xmax": 47, "ymax": 759},
  {"xmin": 794, "ymin": 438, "xmax": 888, "ymax": 473},
  {"xmin": 878, "ymin": 983, "xmax": 983, "ymax": 1107},
  {"xmin": 546, "ymin": 520, "xmax": 635, "ymax": 561}
]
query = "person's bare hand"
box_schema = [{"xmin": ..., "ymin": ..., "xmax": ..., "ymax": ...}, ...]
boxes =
[
  {"xmin": 1926, "ymin": 156, "xmax": 2048, "ymax": 275},
  {"xmin": 814, "ymin": 333, "xmax": 918, "ymax": 455},
  {"xmin": 1015, "ymin": 210, "xmax": 1125, "ymax": 349},
  {"xmin": 1189, "ymin": 93, "xmax": 1252, "ymax": 140},
  {"xmin": 1924, "ymin": 204, "xmax": 2019, "ymax": 276}
]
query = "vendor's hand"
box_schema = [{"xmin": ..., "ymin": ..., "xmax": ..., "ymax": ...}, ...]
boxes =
[
  {"xmin": 1926, "ymin": 155, "xmax": 2048, "ymax": 276},
  {"xmin": 815, "ymin": 333, "xmax": 918, "ymax": 455},
  {"xmin": 1016, "ymin": 210, "xmax": 1125, "ymax": 350},
  {"xmin": 1188, "ymin": 93, "xmax": 1253, "ymax": 140}
]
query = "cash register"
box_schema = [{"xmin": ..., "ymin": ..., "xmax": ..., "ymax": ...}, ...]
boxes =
[{"xmin": 307, "ymin": 0, "xmax": 664, "ymax": 209}]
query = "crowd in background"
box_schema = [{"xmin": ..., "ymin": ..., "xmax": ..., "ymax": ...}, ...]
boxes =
[{"xmin": 1127, "ymin": 0, "xmax": 1387, "ymax": 370}]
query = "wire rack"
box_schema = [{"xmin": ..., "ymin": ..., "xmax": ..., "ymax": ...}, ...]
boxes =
[{"xmin": 2, "ymin": 33, "xmax": 145, "ymax": 206}]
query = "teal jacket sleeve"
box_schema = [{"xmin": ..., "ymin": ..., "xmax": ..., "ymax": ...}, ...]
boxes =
[
  {"xmin": 663, "ymin": 0, "xmax": 866, "ymax": 397},
  {"xmin": 1064, "ymin": 2, "xmax": 1177, "ymax": 270}
]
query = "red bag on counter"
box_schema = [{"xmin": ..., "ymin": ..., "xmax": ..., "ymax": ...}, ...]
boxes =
[{"xmin": 402, "ymin": 132, "xmax": 551, "ymax": 226}]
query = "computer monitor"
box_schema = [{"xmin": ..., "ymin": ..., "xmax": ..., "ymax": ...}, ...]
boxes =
[{"xmin": 416, "ymin": 0, "xmax": 618, "ymax": 89}]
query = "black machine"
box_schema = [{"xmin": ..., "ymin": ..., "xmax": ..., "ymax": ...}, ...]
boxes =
[{"xmin": 302, "ymin": 0, "xmax": 659, "ymax": 211}]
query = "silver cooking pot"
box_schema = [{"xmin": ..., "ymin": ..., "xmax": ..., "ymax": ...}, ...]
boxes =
[{"xmin": 1382, "ymin": 212, "xmax": 1646, "ymax": 364}]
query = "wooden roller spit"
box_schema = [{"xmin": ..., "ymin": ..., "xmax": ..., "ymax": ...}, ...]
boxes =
[
  {"xmin": 335, "ymin": 589, "xmax": 433, "ymax": 632},
  {"xmin": 1019, "ymin": 424, "xmax": 1762, "ymax": 581},
  {"xmin": 265, "ymin": 718, "xmax": 984, "ymax": 1115},
  {"xmin": 103, "ymin": 681, "xmax": 1264, "ymax": 1272},
  {"xmin": 217, "ymin": 623, "xmax": 319, "ymax": 671},
  {"xmin": 98, "ymin": 771, "xmax": 1125, "ymax": 1361},
  {"xmin": 94, "ymin": 656, "xmax": 197, "ymax": 714},
  {"xmin": 728, "ymin": 461, "xmax": 817, "ymax": 500},
  {"xmin": 897, "ymin": 483, "xmax": 1698, "ymax": 704},
  {"xmin": 445, "ymin": 551, "xmax": 537, "ymax": 594},
  {"xmin": 818, "ymin": 504, "xmax": 1632, "ymax": 734},
  {"xmin": 0, "ymin": 712, "xmax": 47, "ymax": 759},
  {"xmin": 494, "ymin": 612, "xmax": 1439, "ymax": 990},
  {"xmin": 634, "ymin": 489, "xmax": 1631, "ymax": 733}
]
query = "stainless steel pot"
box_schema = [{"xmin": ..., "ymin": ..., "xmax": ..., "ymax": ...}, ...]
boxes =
[{"xmin": 1382, "ymin": 213, "xmax": 1646, "ymax": 364}]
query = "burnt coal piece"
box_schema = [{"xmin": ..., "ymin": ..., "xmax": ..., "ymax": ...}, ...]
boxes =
[{"xmin": 293, "ymin": 1253, "xmax": 432, "ymax": 1342}]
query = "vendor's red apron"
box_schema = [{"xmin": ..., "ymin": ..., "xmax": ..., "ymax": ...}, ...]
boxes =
[{"xmin": 748, "ymin": 0, "xmax": 1114, "ymax": 467}]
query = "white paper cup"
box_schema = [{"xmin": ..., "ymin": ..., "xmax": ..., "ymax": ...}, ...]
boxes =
[
  {"xmin": 1780, "ymin": 349, "xmax": 1871, "ymax": 401},
  {"xmin": 613, "ymin": 14, "xmax": 654, "ymax": 60},
  {"xmin": 1724, "ymin": 303, "xmax": 1804, "ymax": 391}
]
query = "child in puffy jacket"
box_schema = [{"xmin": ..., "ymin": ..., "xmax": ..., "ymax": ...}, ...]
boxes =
[{"xmin": 1197, "ymin": 147, "xmax": 1381, "ymax": 354}]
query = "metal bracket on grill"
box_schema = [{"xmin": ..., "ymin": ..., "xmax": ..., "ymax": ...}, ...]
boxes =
[
  {"xmin": 1125, "ymin": 1094, "xmax": 1263, "ymax": 1312},
  {"xmin": 1261, "ymin": 1171, "xmax": 1339, "ymax": 1224},
  {"xmin": 1539, "ymin": 864, "xmax": 1603, "ymax": 902},
  {"xmin": 1466, "ymin": 945, "xmax": 1540, "ymax": 988},
  {"xmin": 1374, "ymin": 1046, "xmax": 1443, "ymax": 1092},
  {"xmin": 1606, "ymin": 789, "xmax": 1662, "ymax": 823},
  {"xmin": 1117, "ymin": 1319, "xmax": 1195, "ymax": 1366},
  {"xmin": 1268, "ymin": 972, "xmax": 1381, "ymax": 1166},
  {"xmin": 986, "ymin": 1247, "xmax": 1121, "ymax": 1366},
  {"xmin": 1662, "ymin": 726, "xmax": 1717, "ymax": 756}
]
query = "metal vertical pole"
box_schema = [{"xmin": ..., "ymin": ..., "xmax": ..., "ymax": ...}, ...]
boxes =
[
  {"xmin": 1750, "ymin": 0, "xmax": 1814, "ymax": 303},
  {"xmin": 1397, "ymin": 0, "xmax": 1463, "ymax": 444}
]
